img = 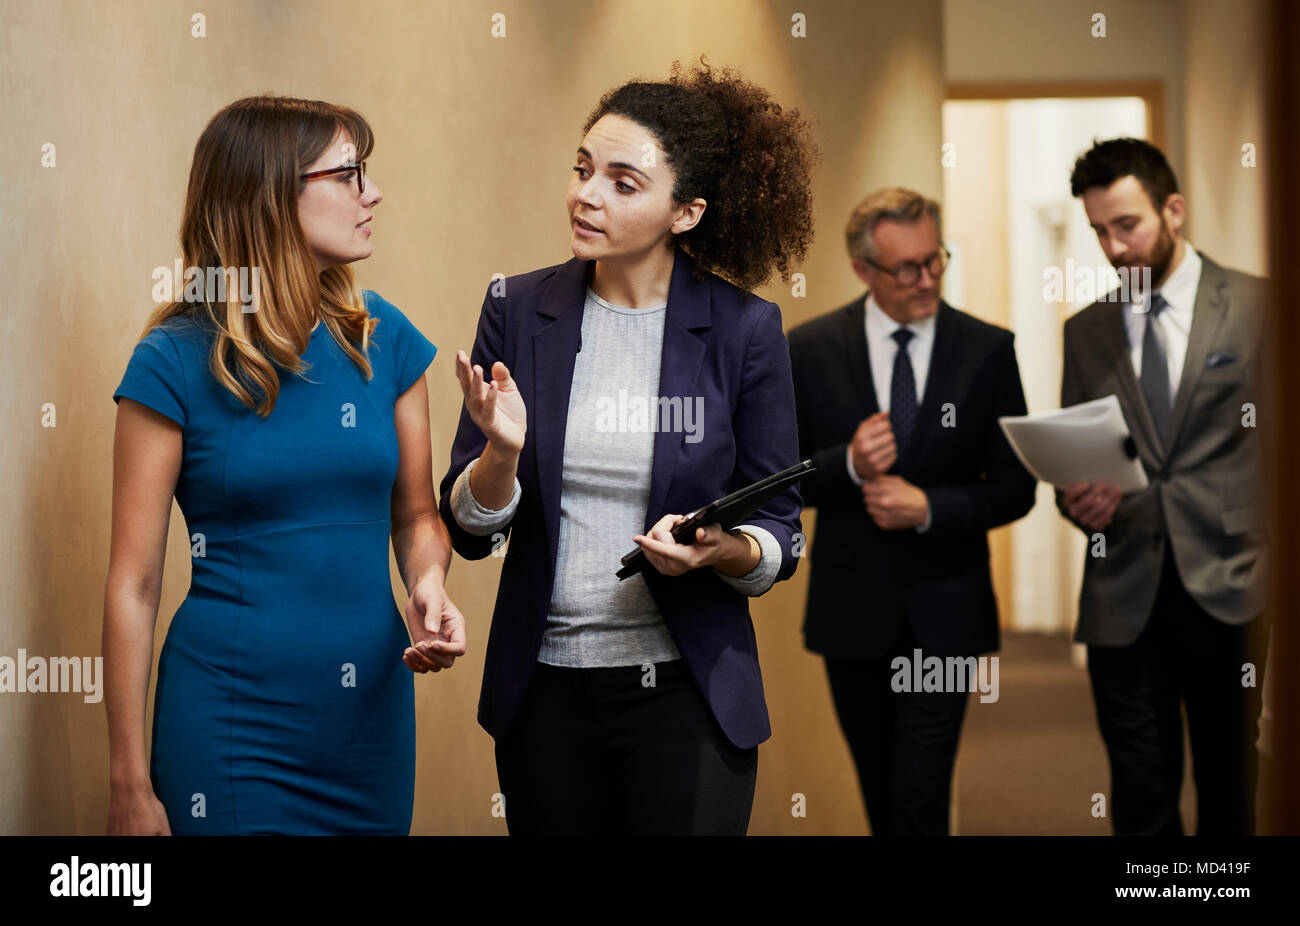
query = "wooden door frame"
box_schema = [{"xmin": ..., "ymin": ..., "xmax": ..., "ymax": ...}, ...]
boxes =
[
  {"xmin": 945, "ymin": 80, "xmax": 1166, "ymax": 152},
  {"xmin": 1262, "ymin": 0, "xmax": 1298, "ymax": 834}
]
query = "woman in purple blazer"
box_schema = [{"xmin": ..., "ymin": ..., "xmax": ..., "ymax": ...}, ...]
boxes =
[{"xmin": 439, "ymin": 59, "xmax": 817, "ymax": 834}]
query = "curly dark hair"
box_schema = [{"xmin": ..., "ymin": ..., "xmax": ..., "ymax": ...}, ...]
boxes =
[
  {"xmin": 583, "ymin": 56, "xmax": 819, "ymax": 290},
  {"xmin": 1069, "ymin": 137, "xmax": 1179, "ymax": 212}
]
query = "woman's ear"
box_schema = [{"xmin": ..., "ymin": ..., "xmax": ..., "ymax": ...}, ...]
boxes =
[{"xmin": 670, "ymin": 197, "xmax": 708, "ymax": 236}]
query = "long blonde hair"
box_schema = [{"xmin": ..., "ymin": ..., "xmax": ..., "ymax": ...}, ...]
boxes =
[{"xmin": 144, "ymin": 94, "xmax": 378, "ymax": 418}]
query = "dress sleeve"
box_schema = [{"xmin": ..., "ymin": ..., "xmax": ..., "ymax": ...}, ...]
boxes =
[
  {"xmin": 365, "ymin": 290, "xmax": 438, "ymax": 395},
  {"xmin": 112, "ymin": 327, "xmax": 188, "ymax": 429}
]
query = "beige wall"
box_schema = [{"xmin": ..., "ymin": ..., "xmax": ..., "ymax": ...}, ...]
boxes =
[
  {"xmin": 945, "ymin": 0, "xmax": 1187, "ymax": 173},
  {"xmin": 1184, "ymin": 0, "xmax": 1268, "ymax": 275},
  {"xmin": 944, "ymin": 0, "xmax": 1267, "ymax": 273},
  {"xmin": 0, "ymin": 0, "xmax": 943, "ymax": 835}
]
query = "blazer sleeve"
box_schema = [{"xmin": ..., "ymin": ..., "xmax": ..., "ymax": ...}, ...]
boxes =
[
  {"xmin": 438, "ymin": 284, "xmax": 516, "ymax": 560},
  {"xmin": 1054, "ymin": 319, "xmax": 1089, "ymax": 533},
  {"xmin": 924, "ymin": 332, "xmax": 1037, "ymax": 540},
  {"xmin": 728, "ymin": 300, "xmax": 804, "ymax": 583},
  {"xmin": 788, "ymin": 331, "xmax": 860, "ymax": 511}
]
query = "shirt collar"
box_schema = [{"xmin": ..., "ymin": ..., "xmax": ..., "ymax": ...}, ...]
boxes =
[
  {"xmin": 1156, "ymin": 242, "xmax": 1200, "ymax": 314},
  {"xmin": 865, "ymin": 291, "xmax": 937, "ymax": 342},
  {"xmin": 1132, "ymin": 243, "xmax": 1201, "ymax": 315}
]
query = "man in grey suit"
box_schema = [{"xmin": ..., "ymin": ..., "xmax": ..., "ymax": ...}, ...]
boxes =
[{"xmin": 1057, "ymin": 138, "xmax": 1268, "ymax": 835}]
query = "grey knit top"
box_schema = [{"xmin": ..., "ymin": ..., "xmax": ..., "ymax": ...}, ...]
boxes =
[{"xmin": 449, "ymin": 287, "xmax": 780, "ymax": 667}]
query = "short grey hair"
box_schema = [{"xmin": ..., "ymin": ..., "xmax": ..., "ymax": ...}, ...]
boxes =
[{"xmin": 845, "ymin": 187, "xmax": 942, "ymax": 262}]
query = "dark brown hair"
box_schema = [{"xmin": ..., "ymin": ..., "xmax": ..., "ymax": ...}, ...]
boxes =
[
  {"xmin": 583, "ymin": 57, "xmax": 819, "ymax": 290},
  {"xmin": 1070, "ymin": 136, "xmax": 1179, "ymax": 212}
]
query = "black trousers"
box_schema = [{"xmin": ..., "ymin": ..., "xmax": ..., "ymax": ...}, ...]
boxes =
[
  {"xmin": 1087, "ymin": 547, "xmax": 1266, "ymax": 835},
  {"xmin": 493, "ymin": 659, "xmax": 758, "ymax": 835},
  {"xmin": 824, "ymin": 620, "xmax": 971, "ymax": 835}
]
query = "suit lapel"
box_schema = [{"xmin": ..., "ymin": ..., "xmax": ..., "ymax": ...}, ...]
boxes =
[
  {"xmin": 644, "ymin": 249, "xmax": 711, "ymax": 528},
  {"xmin": 844, "ymin": 294, "xmax": 878, "ymax": 416},
  {"xmin": 903, "ymin": 301, "xmax": 956, "ymax": 463},
  {"xmin": 532, "ymin": 258, "xmax": 593, "ymax": 558},
  {"xmin": 1165, "ymin": 256, "xmax": 1229, "ymax": 453}
]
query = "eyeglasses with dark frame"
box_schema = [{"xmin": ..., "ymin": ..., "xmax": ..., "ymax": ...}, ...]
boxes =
[
  {"xmin": 859, "ymin": 245, "xmax": 951, "ymax": 286},
  {"xmin": 298, "ymin": 161, "xmax": 366, "ymax": 195}
]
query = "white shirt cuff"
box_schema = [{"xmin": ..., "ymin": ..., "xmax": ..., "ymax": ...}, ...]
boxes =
[
  {"xmin": 915, "ymin": 493, "xmax": 932, "ymax": 533},
  {"xmin": 845, "ymin": 444, "xmax": 864, "ymax": 486},
  {"xmin": 713, "ymin": 524, "xmax": 782, "ymax": 597},
  {"xmin": 449, "ymin": 456, "xmax": 521, "ymax": 536}
]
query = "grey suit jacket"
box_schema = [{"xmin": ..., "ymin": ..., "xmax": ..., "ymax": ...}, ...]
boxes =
[{"xmin": 1055, "ymin": 253, "xmax": 1269, "ymax": 646}]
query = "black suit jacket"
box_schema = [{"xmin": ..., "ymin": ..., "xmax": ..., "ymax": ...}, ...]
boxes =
[{"xmin": 787, "ymin": 295, "xmax": 1036, "ymax": 660}]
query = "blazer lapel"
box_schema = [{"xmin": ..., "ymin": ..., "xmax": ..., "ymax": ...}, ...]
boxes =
[
  {"xmin": 644, "ymin": 248, "xmax": 711, "ymax": 527},
  {"xmin": 1165, "ymin": 256, "xmax": 1229, "ymax": 453},
  {"xmin": 903, "ymin": 301, "xmax": 956, "ymax": 463},
  {"xmin": 845, "ymin": 294, "xmax": 878, "ymax": 416},
  {"xmin": 533, "ymin": 258, "xmax": 593, "ymax": 560}
]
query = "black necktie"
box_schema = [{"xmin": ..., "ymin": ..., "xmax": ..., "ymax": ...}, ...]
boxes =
[
  {"xmin": 1140, "ymin": 292, "xmax": 1171, "ymax": 441},
  {"xmin": 890, "ymin": 327, "xmax": 918, "ymax": 453}
]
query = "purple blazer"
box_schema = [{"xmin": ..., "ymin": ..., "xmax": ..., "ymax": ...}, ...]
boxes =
[{"xmin": 438, "ymin": 247, "xmax": 803, "ymax": 750}]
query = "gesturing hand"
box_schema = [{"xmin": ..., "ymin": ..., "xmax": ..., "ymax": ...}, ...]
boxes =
[
  {"xmin": 402, "ymin": 575, "xmax": 468, "ymax": 673},
  {"xmin": 455, "ymin": 350, "xmax": 526, "ymax": 453}
]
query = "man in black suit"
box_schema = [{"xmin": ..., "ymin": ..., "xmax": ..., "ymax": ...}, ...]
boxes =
[
  {"xmin": 1057, "ymin": 138, "xmax": 1268, "ymax": 835},
  {"xmin": 788, "ymin": 187, "xmax": 1036, "ymax": 835}
]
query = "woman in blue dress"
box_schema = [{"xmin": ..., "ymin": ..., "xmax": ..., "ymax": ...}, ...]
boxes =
[{"xmin": 103, "ymin": 95, "xmax": 465, "ymax": 835}]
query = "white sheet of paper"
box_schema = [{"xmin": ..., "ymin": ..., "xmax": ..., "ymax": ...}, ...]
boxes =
[{"xmin": 998, "ymin": 395, "xmax": 1148, "ymax": 492}]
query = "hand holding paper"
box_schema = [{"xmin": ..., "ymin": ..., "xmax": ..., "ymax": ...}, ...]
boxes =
[
  {"xmin": 1060, "ymin": 481, "xmax": 1124, "ymax": 531},
  {"xmin": 998, "ymin": 395, "xmax": 1148, "ymax": 493}
]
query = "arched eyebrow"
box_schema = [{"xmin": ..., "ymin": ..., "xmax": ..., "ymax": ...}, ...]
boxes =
[{"xmin": 576, "ymin": 147, "xmax": 651, "ymax": 182}]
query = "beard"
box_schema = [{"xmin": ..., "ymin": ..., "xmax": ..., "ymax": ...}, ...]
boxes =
[
  {"xmin": 1146, "ymin": 218, "xmax": 1177, "ymax": 286},
  {"xmin": 1115, "ymin": 217, "xmax": 1176, "ymax": 291}
]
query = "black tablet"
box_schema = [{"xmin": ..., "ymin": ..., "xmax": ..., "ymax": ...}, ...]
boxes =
[{"xmin": 616, "ymin": 458, "xmax": 814, "ymax": 580}]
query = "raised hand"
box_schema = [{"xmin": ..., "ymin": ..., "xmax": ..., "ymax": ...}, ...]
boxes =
[{"xmin": 455, "ymin": 350, "xmax": 526, "ymax": 453}]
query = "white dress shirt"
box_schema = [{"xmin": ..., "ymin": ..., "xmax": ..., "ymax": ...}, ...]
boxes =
[
  {"xmin": 1123, "ymin": 243, "xmax": 1201, "ymax": 400},
  {"xmin": 845, "ymin": 292, "xmax": 937, "ymax": 531}
]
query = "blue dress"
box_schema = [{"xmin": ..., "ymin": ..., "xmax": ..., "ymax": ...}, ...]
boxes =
[{"xmin": 113, "ymin": 291, "xmax": 437, "ymax": 834}]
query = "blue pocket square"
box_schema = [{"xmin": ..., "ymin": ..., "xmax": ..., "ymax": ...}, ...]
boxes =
[{"xmin": 1206, "ymin": 351, "xmax": 1237, "ymax": 369}]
